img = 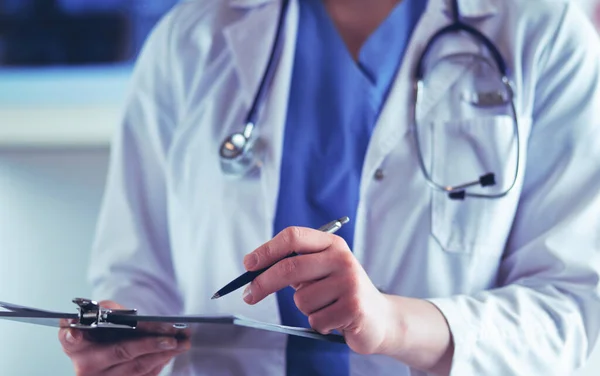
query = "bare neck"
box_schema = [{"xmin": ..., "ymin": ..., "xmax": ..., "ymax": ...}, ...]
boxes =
[{"xmin": 323, "ymin": 0, "xmax": 403, "ymax": 60}]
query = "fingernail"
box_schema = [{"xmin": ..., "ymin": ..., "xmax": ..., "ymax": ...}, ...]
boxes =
[
  {"xmin": 243, "ymin": 286, "xmax": 253, "ymax": 304},
  {"xmin": 65, "ymin": 330, "xmax": 80, "ymax": 344},
  {"xmin": 158, "ymin": 338, "xmax": 177, "ymax": 350},
  {"xmin": 244, "ymin": 254, "xmax": 258, "ymax": 270}
]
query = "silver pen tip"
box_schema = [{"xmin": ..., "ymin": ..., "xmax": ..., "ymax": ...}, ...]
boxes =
[
  {"xmin": 339, "ymin": 216, "xmax": 350, "ymax": 225},
  {"xmin": 211, "ymin": 293, "xmax": 220, "ymax": 300}
]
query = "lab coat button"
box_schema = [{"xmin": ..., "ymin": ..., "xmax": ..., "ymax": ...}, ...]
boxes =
[{"xmin": 374, "ymin": 169, "xmax": 385, "ymax": 181}]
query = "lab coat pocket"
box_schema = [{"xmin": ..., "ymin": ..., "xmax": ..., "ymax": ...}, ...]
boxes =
[{"xmin": 430, "ymin": 115, "xmax": 519, "ymax": 254}]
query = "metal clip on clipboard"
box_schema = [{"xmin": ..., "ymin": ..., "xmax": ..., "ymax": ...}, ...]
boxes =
[{"xmin": 70, "ymin": 298, "xmax": 138, "ymax": 330}]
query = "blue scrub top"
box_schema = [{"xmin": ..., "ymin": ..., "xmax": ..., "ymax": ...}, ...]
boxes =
[{"xmin": 272, "ymin": 0, "xmax": 428, "ymax": 375}]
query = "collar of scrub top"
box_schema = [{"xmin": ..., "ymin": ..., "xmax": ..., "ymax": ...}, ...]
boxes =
[{"xmin": 411, "ymin": 0, "xmax": 522, "ymax": 200}]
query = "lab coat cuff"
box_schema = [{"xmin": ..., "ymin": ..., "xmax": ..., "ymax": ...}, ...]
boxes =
[{"xmin": 427, "ymin": 297, "xmax": 478, "ymax": 375}]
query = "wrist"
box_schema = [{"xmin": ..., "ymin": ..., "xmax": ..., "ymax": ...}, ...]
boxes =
[
  {"xmin": 376, "ymin": 295, "xmax": 454, "ymax": 376},
  {"xmin": 376, "ymin": 294, "xmax": 410, "ymax": 357}
]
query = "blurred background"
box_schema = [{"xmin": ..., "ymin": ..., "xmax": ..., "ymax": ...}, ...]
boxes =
[{"xmin": 0, "ymin": 0, "xmax": 599, "ymax": 374}]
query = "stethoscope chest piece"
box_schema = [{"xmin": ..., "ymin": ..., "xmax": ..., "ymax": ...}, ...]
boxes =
[{"xmin": 219, "ymin": 132, "xmax": 262, "ymax": 177}]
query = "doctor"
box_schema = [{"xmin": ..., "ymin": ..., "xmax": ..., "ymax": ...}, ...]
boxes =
[{"xmin": 59, "ymin": 0, "xmax": 600, "ymax": 375}]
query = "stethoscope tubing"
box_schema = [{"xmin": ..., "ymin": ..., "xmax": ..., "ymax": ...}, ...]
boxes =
[{"xmin": 220, "ymin": 0, "xmax": 522, "ymax": 201}]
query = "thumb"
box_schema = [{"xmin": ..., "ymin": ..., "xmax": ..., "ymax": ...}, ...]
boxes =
[{"xmin": 98, "ymin": 300, "xmax": 127, "ymax": 310}]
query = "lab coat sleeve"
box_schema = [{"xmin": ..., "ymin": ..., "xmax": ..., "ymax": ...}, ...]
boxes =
[
  {"xmin": 87, "ymin": 10, "xmax": 183, "ymax": 315},
  {"xmin": 428, "ymin": 4, "xmax": 600, "ymax": 375}
]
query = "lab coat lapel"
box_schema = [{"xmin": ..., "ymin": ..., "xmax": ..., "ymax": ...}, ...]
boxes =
[
  {"xmin": 414, "ymin": 39, "xmax": 481, "ymax": 119},
  {"xmin": 224, "ymin": 0, "xmax": 300, "ymax": 230},
  {"xmin": 223, "ymin": 0, "xmax": 283, "ymax": 109}
]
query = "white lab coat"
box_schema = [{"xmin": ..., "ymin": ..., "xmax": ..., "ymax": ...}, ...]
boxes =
[{"xmin": 88, "ymin": 0, "xmax": 600, "ymax": 375}]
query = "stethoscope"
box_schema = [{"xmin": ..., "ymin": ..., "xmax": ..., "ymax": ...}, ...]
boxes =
[
  {"xmin": 219, "ymin": 0, "xmax": 520, "ymax": 200},
  {"xmin": 219, "ymin": 0, "xmax": 291, "ymax": 177}
]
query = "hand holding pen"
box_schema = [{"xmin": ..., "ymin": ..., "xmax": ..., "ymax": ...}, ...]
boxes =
[
  {"xmin": 212, "ymin": 216, "xmax": 398, "ymax": 356},
  {"xmin": 212, "ymin": 217, "xmax": 350, "ymax": 299}
]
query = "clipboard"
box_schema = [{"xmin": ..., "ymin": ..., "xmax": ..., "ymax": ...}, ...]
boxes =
[{"xmin": 0, "ymin": 298, "xmax": 346, "ymax": 344}]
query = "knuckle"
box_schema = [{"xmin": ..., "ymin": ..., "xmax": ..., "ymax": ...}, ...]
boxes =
[
  {"xmin": 278, "ymin": 257, "xmax": 299, "ymax": 278},
  {"xmin": 131, "ymin": 358, "xmax": 149, "ymax": 375},
  {"xmin": 252, "ymin": 277, "xmax": 266, "ymax": 297},
  {"xmin": 346, "ymin": 295, "xmax": 363, "ymax": 316},
  {"xmin": 113, "ymin": 343, "xmax": 133, "ymax": 362},
  {"xmin": 339, "ymin": 253, "xmax": 356, "ymax": 270},
  {"xmin": 336, "ymin": 252, "xmax": 360, "ymax": 276},
  {"xmin": 343, "ymin": 274, "xmax": 361, "ymax": 294},
  {"xmin": 332, "ymin": 235, "xmax": 349, "ymax": 251},
  {"xmin": 259, "ymin": 242, "xmax": 274, "ymax": 263},
  {"xmin": 293, "ymin": 290, "xmax": 307, "ymax": 312},
  {"xmin": 282, "ymin": 226, "xmax": 303, "ymax": 246}
]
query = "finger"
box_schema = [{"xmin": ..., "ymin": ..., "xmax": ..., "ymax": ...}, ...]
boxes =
[
  {"xmin": 60, "ymin": 327, "xmax": 95, "ymax": 354},
  {"xmin": 293, "ymin": 276, "xmax": 348, "ymax": 315},
  {"xmin": 98, "ymin": 300, "xmax": 126, "ymax": 310},
  {"xmin": 103, "ymin": 349, "xmax": 184, "ymax": 376},
  {"xmin": 60, "ymin": 300, "xmax": 130, "ymax": 352},
  {"xmin": 308, "ymin": 298, "xmax": 355, "ymax": 335},
  {"xmin": 144, "ymin": 349, "xmax": 185, "ymax": 376},
  {"xmin": 244, "ymin": 227, "xmax": 348, "ymax": 271},
  {"xmin": 244, "ymin": 252, "xmax": 335, "ymax": 304},
  {"xmin": 72, "ymin": 336, "xmax": 185, "ymax": 373}
]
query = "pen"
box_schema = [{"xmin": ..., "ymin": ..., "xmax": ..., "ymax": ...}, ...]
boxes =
[{"xmin": 211, "ymin": 216, "xmax": 350, "ymax": 300}]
